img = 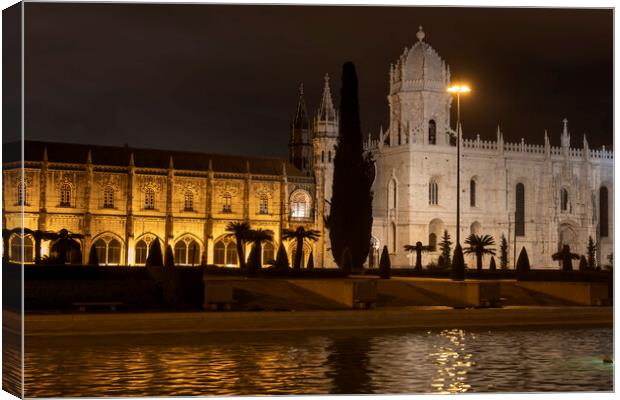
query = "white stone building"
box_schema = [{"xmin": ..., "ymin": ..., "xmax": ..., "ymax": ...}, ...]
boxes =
[{"xmin": 365, "ymin": 27, "xmax": 614, "ymax": 268}]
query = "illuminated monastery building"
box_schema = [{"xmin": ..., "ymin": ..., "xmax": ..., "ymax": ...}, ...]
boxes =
[{"xmin": 3, "ymin": 27, "xmax": 613, "ymax": 268}]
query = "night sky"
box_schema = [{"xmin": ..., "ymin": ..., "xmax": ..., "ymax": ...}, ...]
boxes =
[{"xmin": 23, "ymin": 4, "xmax": 612, "ymax": 158}]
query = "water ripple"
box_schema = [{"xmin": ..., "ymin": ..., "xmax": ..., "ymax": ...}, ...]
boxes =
[{"xmin": 23, "ymin": 327, "xmax": 613, "ymax": 397}]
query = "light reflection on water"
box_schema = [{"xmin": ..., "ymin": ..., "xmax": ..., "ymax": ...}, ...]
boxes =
[{"xmin": 23, "ymin": 327, "xmax": 612, "ymax": 397}]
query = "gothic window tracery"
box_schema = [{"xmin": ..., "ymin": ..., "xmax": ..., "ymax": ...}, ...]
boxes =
[
  {"xmin": 60, "ymin": 183, "xmax": 72, "ymax": 207},
  {"xmin": 17, "ymin": 181, "xmax": 30, "ymax": 206},
  {"xmin": 515, "ymin": 183, "xmax": 525, "ymax": 236},
  {"xmin": 184, "ymin": 191, "xmax": 194, "ymax": 211},
  {"xmin": 103, "ymin": 186, "xmax": 114, "ymax": 208},
  {"xmin": 144, "ymin": 188, "xmax": 155, "ymax": 210},
  {"xmin": 214, "ymin": 239, "xmax": 238, "ymax": 265},
  {"xmin": 600, "ymin": 186, "xmax": 609, "ymax": 238},
  {"xmin": 222, "ymin": 192, "xmax": 232, "ymax": 213},
  {"xmin": 174, "ymin": 237, "xmax": 200, "ymax": 265},
  {"xmin": 429, "ymin": 179, "xmax": 438, "ymax": 205},
  {"xmin": 560, "ymin": 188, "xmax": 569, "ymax": 212},
  {"xmin": 9, "ymin": 235, "xmax": 34, "ymax": 263},
  {"xmin": 291, "ymin": 190, "xmax": 311, "ymax": 218},
  {"xmin": 93, "ymin": 237, "xmax": 121, "ymax": 265},
  {"xmin": 259, "ymin": 195, "xmax": 269, "ymax": 215},
  {"xmin": 263, "ymin": 242, "xmax": 275, "ymax": 264},
  {"xmin": 428, "ymin": 120, "xmax": 437, "ymax": 145}
]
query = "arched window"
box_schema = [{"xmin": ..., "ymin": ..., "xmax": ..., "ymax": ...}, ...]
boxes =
[
  {"xmin": 10, "ymin": 235, "xmax": 34, "ymax": 263},
  {"xmin": 184, "ymin": 191, "xmax": 194, "ymax": 211},
  {"xmin": 560, "ymin": 188, "xmax": 568, "ymax": 212},
  {"xmin": 17, "ymin": 182, "xmax": 28, "ymax": 206},
  {"xmin": 222, "ymin": 193, "xmax": 232, "ymax": 213},
  {"xmin": 263, "ymin": 242, "xmax": 275, "ymax": 264},
  {"xmin": 388, "ymin": 179, "xmax": 397, "ymax": 211},
  {"xmin": 321, "ymin": 151, "xmax": 325, "ymax": 163},
  {"xmin": 328, "ymin": 151, "xmax": 332, "ymax": 162},
  {"xmin": 470, "ymin": 179, "xmax": 476, "ymax": 207},
  {"xmin": 174, "ymin": 238, "xmax": 200, "ymax": 266},
  {"xmin": 214, "ymin": 241, "xmax": 226, "ymax": 265},
  {"xmin": 291, "ymin": 190, "xmax": 311, "ymax": 218},
  {"xmin": 135, "ymin": 240, "xmax": 148, "ymax": 265},
  {"xmin": 213, "ymin": 239, "xmax": 239, "ymax": 266},
  {"xmin": 108, "ymin": 239, "xmax": 121, "ymax": 264},
  {"xmin": 429, "ymin": 233, "xmax": 437, "ymax": 248},
  {"xmin": 225, "ymin": 242, "xmax": 238, "ymax": 265},
  {"xmin": 103, "ymin": 187, "xmax": 114, "ymax": 208},
  {"xmin": 600, "ymin": 186, "xmax": 609, "ymax": 237},
  {"xmin": 428, "ymin": 120, "xmax": 437, "ymax": 145},
  {"xmin": 515, "ymin": 183, "xmax": 525, "ymax": 236},
  {"xmin": 93, "ymin": 237, "xmax": 122, "ymax": 265},
  {"xmin": 60, "ymin": 183, "xmax": 72, "ymax": 207},
  {"xmin": 429, "ymin": 179, "xmax": 438, "ymax": 205},
  {"xmin": 144, "ymin": 188, "xmax": 155, "ymax": 210},
  {"xmin": 258, "ymin": 195, "xmax": 269, "ymax": 215},
  {"xmin": 389, "ymin": 222, "xmax": 397, "ymax": 252}
]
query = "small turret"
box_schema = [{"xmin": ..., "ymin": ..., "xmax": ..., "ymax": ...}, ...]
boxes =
[
  {"xmin": 561, "ymin": 118, "xmax": 570, "ymax": 148},
  {"xmin": 289, "ymin": 83, "xmax": 313, "ymax": 176}
]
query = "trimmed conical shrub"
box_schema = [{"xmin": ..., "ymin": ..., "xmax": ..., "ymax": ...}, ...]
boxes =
[
  {"xmin": 307, "ymin": 251, "xmax": 314, "ymax": 269},
  {"xmin": 451, "ymin": 244, "xmax": 465, "ymax": 281},
  {"xmin": 247, "ymin": 242, "xmax": 261, "ymax": 274},
  {"xmin": 146, "ymin": 239, "xmax": 163, "ymax": 267},
  {"xmin": 516, "ymin": 246, "xmax": 530, "ymax": 279},
  {"xmin": 579, "ymin": 255, "xmax": 588, "ymax": 272},
  {"xmin": 88, "ymin": 246, "xmax": 99, "ymax": 266},
  {"xmin": 489, "ymin": 256, "xmax": 497, "ymax": 271},
  {"xmin": 340, "ymin": 247, "xmax": 352, "ymax": 276},
  {"xmin": 379, "ymin": 245, "xmax": 391, "ymax": 279},
  {"xmin": 274, "ymin": 242, "xmax": 289, "ymax": 269},
  {"xmin": 164, "ymin": 245, "xmax": 175, "ymax": 268}
]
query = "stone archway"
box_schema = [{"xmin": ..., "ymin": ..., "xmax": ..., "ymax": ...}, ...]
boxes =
[{"xmin": 558, "ymin": 223, "xmax": 578, "ymax": 254}]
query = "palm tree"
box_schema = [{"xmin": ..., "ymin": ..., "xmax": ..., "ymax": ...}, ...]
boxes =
[
  {"xmin": 404, "ymin": 241, "xmax": 435, "ymax": 270},
  {"xmin": 246, "ymin": 228, "xmax": 274, "ymax": 270},
  {"xmin": 464, "ymin": 234, "xmax": 496, "ymax": 271},
  {"xmin": 225, "ymin": 221, "xmax": 252, "ymax": 269},
  {"xmin": 282, "ymin": 226, "xmax": 320, "ymax": 269},
  {"xmin": 552, "ymin": 245, "xmax": 580, "ymax": 271}
]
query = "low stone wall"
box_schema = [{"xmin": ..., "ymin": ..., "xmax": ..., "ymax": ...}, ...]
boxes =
[{"xmin": 21, "ymin": 307, "xmax": 613, "ymax": 336}]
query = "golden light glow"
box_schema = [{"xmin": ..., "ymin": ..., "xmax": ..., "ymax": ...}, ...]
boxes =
[{"xmin": 447, "ymin": 85, "xmax": 471, "ymax": 94}]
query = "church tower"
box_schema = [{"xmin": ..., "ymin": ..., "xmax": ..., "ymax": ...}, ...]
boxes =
[
  {"xmin": 386, "ymin": 26, "xmax": 452, "ymax": 146},
  {"xmin": 313, "ymin": 74, "xmax": 339, "ymax": 267},
  {"xmin": 289, "ymin": 84, "xmax": 313, "ymax": 176}
]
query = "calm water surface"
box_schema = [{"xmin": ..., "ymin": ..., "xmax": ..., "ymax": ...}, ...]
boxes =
[{"xmin": 24, "ymin": 327, "xmax": 612, "ymax": 397}]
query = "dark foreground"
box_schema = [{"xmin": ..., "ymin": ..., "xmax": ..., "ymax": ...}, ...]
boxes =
[{"xmin": 22, "ymin": 326, "xmax": 613, "ymax": 397}]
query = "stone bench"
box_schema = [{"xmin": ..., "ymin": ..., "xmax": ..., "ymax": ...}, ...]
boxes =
[{"xmin": 73, "ymin": 302, "xmax": 123, "ymax": 312}]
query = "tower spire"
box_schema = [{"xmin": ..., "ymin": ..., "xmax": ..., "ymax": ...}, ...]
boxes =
[
  {"xmin": 316, "ymin": 73, "xmax": 336, "ymax": 123},
  {"xmin": 292, "ymin": 83, "xmax": 309, "ymax": 130}
]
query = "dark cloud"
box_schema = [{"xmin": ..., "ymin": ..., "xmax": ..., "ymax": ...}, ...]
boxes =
[{"xmin": 24, "ymin": 4, "xmax": 612, "ymax": 156}]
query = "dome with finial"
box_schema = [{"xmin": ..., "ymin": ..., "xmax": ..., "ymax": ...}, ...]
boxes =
[{"xmin": 390, "ymin": 26, "xmax": 449, "ymax": 93}]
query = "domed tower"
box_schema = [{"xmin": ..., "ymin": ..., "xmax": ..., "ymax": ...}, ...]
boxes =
[
  {"xmin": 313, "ymin": 74, "xmax": 339, "ymax": 267},
  {"xmin": 387, "ymin": 26, "xmax": 452, "ymax": 146},
  {"xmin": 289, "ymin": 84, "xmax": 313, "ymax": 176}
]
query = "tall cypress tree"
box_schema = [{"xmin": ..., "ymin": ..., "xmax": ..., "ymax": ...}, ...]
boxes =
[{"xmin": 328, "ymin": 62, "xmax": 374, "ymax": 268}]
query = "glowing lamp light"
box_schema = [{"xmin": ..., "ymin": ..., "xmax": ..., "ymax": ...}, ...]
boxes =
[{"xmin": 447, "ymin": 85, "xmax": 471, "ymax": 94}]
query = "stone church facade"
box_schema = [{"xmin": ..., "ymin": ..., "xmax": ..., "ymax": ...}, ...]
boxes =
[
  {"xmin": 366, "ymin": 27, "xmax": 614, "ymax": 268},
  {"xmin": 3, "ymin": 27, "xmax": 613, "ymax": 268}
]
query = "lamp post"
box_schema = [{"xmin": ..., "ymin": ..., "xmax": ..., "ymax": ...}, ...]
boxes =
[{"xmin": 447, "ymin": 84, "xmax": 471, "ymax": 246}]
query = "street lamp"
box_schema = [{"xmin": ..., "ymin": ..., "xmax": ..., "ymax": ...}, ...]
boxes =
[{"xmin": 447, "ymin": 84, "xmax": 471, "ymax": 246}]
